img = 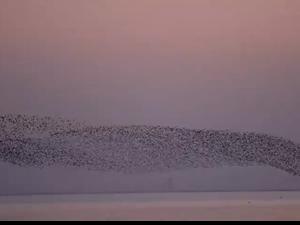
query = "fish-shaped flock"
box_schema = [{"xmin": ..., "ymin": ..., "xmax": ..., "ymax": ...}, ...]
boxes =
[{"xmin": 0, "ymin": 115, "xmax": 299, "ymax": 175}]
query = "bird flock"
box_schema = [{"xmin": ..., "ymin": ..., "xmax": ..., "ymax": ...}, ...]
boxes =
[{"xmin": 0, "ymin": 114, "xmax": 299, "ymax": 175}]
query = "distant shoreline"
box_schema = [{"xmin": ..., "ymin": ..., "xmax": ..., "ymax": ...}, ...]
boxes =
[{"xmin": 1, "ymin": 192, "xmax": 300, "ymax": 220}]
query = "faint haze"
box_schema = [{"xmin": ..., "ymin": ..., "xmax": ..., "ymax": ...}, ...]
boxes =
[{"xmin": 0, "ymin": 0, "xmax": 300, "ymax": 142}]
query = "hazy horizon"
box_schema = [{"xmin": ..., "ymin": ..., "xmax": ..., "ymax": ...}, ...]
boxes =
[{"xmin": 1, "ymin": 0, "xmax": 300, "ymax": 142}]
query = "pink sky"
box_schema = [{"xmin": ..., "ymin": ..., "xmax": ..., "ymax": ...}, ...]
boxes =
[{"xmin": 0, "ymin": 0, "xmax": 300, "ymax": 141}]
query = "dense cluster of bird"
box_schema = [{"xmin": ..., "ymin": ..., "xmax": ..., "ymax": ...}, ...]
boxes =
[{"xmin": 0, "ymin": 115, "xmax": 299, "ymax": 175}]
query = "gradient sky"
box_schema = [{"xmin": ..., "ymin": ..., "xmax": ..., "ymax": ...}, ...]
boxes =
[{"xmin": 0, "ymin": 0, "xmax": 300, "ymax": 141}]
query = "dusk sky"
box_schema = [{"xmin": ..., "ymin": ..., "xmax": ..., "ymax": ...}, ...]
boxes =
[{"xmin": 0, "ymin": 0, "xmax": 300, "ymax": 141}]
